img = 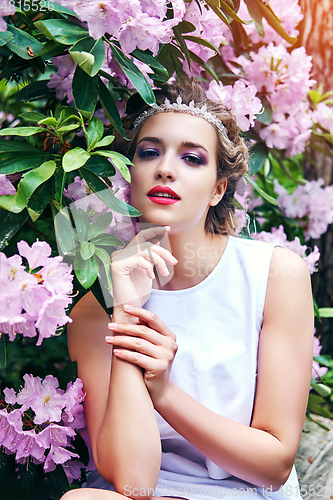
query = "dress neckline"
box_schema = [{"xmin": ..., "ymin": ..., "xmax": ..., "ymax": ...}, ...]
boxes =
[{"xmin": 151, "ymin": 235, "xmax": 234, "ymax": 295}]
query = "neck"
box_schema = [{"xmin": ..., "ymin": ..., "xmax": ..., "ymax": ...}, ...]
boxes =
[{"xmin": 155, "ymin": 226, "xmax": 229, "ymax": 291}]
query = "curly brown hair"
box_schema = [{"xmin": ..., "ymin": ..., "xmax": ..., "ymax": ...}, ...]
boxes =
[{"xmin": 114, "ymin": 79, "xmax": 248, "ymax": 236}]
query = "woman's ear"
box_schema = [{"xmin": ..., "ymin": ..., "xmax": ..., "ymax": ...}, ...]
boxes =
[{"xmin": 210, "ymin": 179, "xmax": 227, "ymax": 207}]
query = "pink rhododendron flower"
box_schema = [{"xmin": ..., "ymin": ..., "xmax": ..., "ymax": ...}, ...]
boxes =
[
  {"xmin": 1, "ymin": 374, "xmax": 86, "ymax": 476},
  {"xmin": 250, "ymin": 225, "xmax": 320, "ymax": 274},
  {"xmin": 63, "ymin": 379, "xmax": 85, "ymax": 423},
  {"xmin": 274, "ymin": 178, "xmax": 333, "ymax": 240},
  {"xmin": 54, "ymin": 0, "xmax": 185, "ymax": 56},
  {"xmin": 0, "ymin": 241, "xmax": 73, "ymax": 344},
  {"xmin": 312, "ymin": 102, "xmax": 333, "ymax": 135},
  {"xmin": 44, "ymin": 444, "xmax": 80, "ymax": 472},
  {"xmin": 232, "ymin": 44, "xmax": 314, "ymax": 154},
  {"xmin": 17, "ymin": 240, "xmax": 52, "ymax": 270},
  {"xmin": 207, "ymin": 80, "xmax": 262, "ymax": 131},
  {"xmin": 0, "ymin": 174, "xmax": 16, "ymax": 195},
  {"xmin": 0, "ymin": 1, "xmax": 15, "ymax": 31}
]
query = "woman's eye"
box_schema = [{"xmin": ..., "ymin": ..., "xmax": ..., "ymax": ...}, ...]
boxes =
[
  {"xmin": 182, "ymin": 154, "xmax": 204, "ymax": 165},
  {"xmin": 137, "ymin": 148, "xmax": 159, "ymax": 158}
]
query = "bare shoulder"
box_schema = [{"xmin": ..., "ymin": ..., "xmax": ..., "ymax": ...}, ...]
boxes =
[{"xmin": 264, "ymin": 246, "xmax": 313, "ymax": 326}]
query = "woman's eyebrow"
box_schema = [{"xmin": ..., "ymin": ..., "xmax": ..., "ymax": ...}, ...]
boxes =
[
  {"xmin": 181, "ymin": 141, "xmax": 208, "ymax": 153},
  {"xmin": 137, "ymin": 136, "xmax": 161, "ymax": 145}
]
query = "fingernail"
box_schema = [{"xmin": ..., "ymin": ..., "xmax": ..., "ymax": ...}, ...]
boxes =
[
  {"xmin": 105, "ymin": 336, "xmax": 114, "ymax": 342},
  {"xmin": 113, "ymin": 349, "xmax": 121, "ymax": 355},
  {"xmin": 108, "ymin": 322, "xmax": 118, "ymax": 329},
  {"xmin": 123, "ymin": 304, "xmax": 133, "ymax": 311},
  {"xmin": 171, "ymin": 256, "xmax": 178, "ymax": 264}
]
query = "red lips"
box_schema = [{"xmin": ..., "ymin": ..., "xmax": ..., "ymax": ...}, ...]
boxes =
[{"xmin": 147, "ymin": 186, "xmax": 180, "ymax": 205}]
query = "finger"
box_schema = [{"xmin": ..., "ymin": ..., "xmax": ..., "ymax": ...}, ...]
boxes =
[
  {"xmin": 112, "ymin": 349, "xmax": 160, "ymax": 372},
  {"xmin": 107, "ymin": 322, "xmax": 162, "ymax": 345},
  {"xmin": 127, "ymin": 226, "xmax": 170, "ymax": 248},
  {"xmin": 122, "ymin": 305, "xmax": 176, "ymax": 339},
  {"xmin": 105, "ymin": 335, "xmax": 159, "ymax": 358}
]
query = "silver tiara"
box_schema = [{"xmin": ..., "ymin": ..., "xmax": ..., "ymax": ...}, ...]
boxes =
[{"xmin": 133, "ymin": 96, "xmax": 228, "ymax": 137}]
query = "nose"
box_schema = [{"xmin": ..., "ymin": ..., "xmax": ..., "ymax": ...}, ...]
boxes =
[{"xmin": 155, "ymin": 151, "xmax": 176, "ymax": 181}]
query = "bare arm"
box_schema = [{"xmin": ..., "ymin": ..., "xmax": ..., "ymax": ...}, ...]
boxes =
[
  {"xmin": 108, "ymin": 247, "xmax": 314, "ymax": 490},
  {"xmin": 67, "ymin": 293, "xmax": 161, "ymax": 494},
  {"xmin": 67, "ymin": 227, "xmax": 176, "ymax": 497}
]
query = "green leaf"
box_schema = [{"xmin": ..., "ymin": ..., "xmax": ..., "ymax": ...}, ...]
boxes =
[
  {"xmin": 87, "ymin": 117, "xmax": 104, "ymax": 151},
  {"xmin": 28, "ymin": 176, "xmax": 54, "ymax": 219},
  {"xmin": 34, "ymin": 19, "xmax": 89, "ymax": 45},
  {"xmin": 0, "ymin": 139, "xmax": 44, "ymax": 153},
  {"xmin": 94, "ymin": 136, "xmax": 115, "ymax": 149},
  {"xmin": 38, "ymin": 116, "xmax": 58, "ymax": 127},
  {"xmin": 45, "ymin": 464, "xmax": 70, "ymax": 499},
  {"xmin": 91, "ymin": 233, "xmax": 123, "ymax": 247},
  {"xmin": 131, "ymin": 48, "xmax": 169, "ymax": 77},
  {"xmin": 188, "ymin": 50, "xmax": 219, "ymax": 83},
  {"xmin": 84, "ymin": 155, "xmax": 116, "ymax": 177},
  {"xmin": 0, "ymin": 208, "xmax": 29, "ymax": 250},
  {"xmin": 308, "ymin": 90, "xmax": 323, "ymax": 106},
  {"xmin": 80, "ymin": 167, "xmax": 141, "ymax": 216},
  {"xmin": 309, "ymin": 143, "xmax": 333, "ymax": 160},
  {"xmin": 63, "ymin": 147, "xmax": 91, "ymax": 172},
  {"xmin": 205, "ymin": 2, "xmax": 231, "ymax": 27},
  {"xmin": 254, "ymin": 0, "xmax": 297, "ymax": 45},
  {"xmin": 87, "ymin": 212, "xmax": 113, "ymax": 240},
  {"xmin": 80, "ymin": 240, "xmax": 96, "ymax": 260},
  {"xmin": 74, "ymin": 252, "xmax": 99, "ymax": 288},
  {"xmin": 73, "ymin": 208, "xmax": 90, "ymax": 242},
  {"xmin": 219, "ymin": 0, "xmax": 251, "ymax": 23},
  {"xmin": 95, "ymin": 246, "xmax": 112, "ymax": 292},
  {"xmin": 248, "ymin": 142, "xmax": 268, "ymax": 174},
  {"xmin": 44, "ymin": 0, "xmax": 77, "ymax": 16},
  {"xmin": 311, "ymin": 379, "xmax": 332, "ymax": 397},
  {"xmin": 0, "ymin": 154, "xmax": 53, "ymax": 175},
  {"xmin": 15, "ymin": 80, "xmax": 53, "ymax": 102},
  {"xmin": 318, "ymin": 307, "xmax": 333, "ymax": 318},
  {"xmin": 0, "ymin": 160, "xmax": 56, "ymax": 213},
  {"xmin": 19, "ymin": 112, "xmax": 47, "ymax": 122},
  {"xmin": 256, "ymin": 94, "xmax": 272, "ymax": 125},
  {"xmin": 174, "ymin": 20, "xmax": 196, "ymax": 34},
  {"xmin": 54, "ymin": 207, "xmax": 76, "ymax": 256},
  {"xmin": 0, "ymin": 30, "xmax": 12, "ymax": 47},
  {"xmin": 97, "ymin": 77, "xmax": 127, "ymax": 137},
  {"xmin": 58, "ymin": 361, "xmax": 78, "ymax": 390},
  {"xmin": 73, "ymin": 66, "xmax": 98, "ymax": 119},
  {"xmin": 182, "ymin": 35, "xmax": 220, "ymax": 55},
  {"xmin": 57, "ymin": 123, "xmax": 80, "ymax": 132},
  {"xmin": 244, "ymin": 0, "xmax": 264, "ymax": 38},
  {"xmin": 6, "ymin": 25, "xmax": 44, "ymax": 60},
  {"xmin": 110, "ymin": 43, "xmax": 156, "ymax": 106},
  {"xmin": 71, "ymin": 432, "xmax": 89, "ymax": 467},
  {"xmin": 173, "ymin": 27, "xmax": 191, "ymax": 69},
  {"xmin": 245, "ymin": 174, "xmax": 279, "ymax": 206},
  {"xmin": 70, "ymin": 36, "xmax": 105, "ymax": 77},
  {"xmin": 0, "ymin": 126, "xmax": 43, "ymax": 136},
  {"xmin": 108, "ymin": 151, "xmax": 131, "ymax": 182},
  {"xmin": 313, "ymin": 355, "xmax": 331, "ymax": 367}
]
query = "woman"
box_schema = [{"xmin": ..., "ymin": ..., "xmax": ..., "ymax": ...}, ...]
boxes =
[{"xmin": 63, "ymin": 81, "xmax": 314, "ymax": 499}]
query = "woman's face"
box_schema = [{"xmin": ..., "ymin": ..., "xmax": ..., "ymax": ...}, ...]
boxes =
[{"xmin": 130, "ymin": 111, "xmax": 226, "ymax": 233}]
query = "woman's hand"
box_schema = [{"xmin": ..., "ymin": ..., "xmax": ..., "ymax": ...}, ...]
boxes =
[
  {"xmin": 111, "ymin": 226, "xmax": 177, "ymax": 310},
  {"xmin": 105, "ymin": 305, "xmax": 178, "ymax": 404}
]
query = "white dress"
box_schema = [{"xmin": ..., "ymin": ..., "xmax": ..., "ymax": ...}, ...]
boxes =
[{"xmin": 85, "ymin": 235, "xmax": 303, "ymax": 499}]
